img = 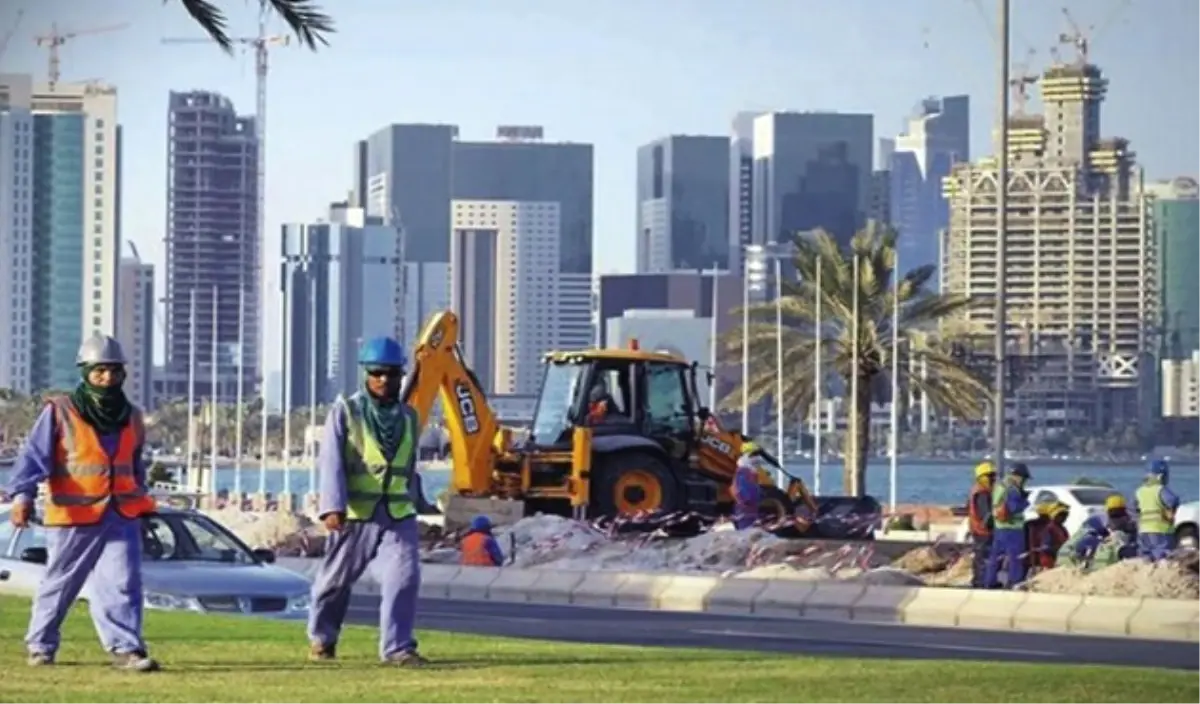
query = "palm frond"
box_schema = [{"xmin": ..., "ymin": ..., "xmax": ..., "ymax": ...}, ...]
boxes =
[{"xmin": 172, "ymin": 0, "xmax": 335, "ymax": 52}]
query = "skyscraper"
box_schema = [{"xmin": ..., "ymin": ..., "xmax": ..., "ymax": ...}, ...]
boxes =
[
  {"xmin": 0, "ymin": 77, "xmax": 121, "ymax": 391},
  {"xmin": 635, "ymin": 135, "xmax": 730, "ymax": 272},
  {"xmin": 279, "ymin": 204, "xmax": 402, "ymax": 406},
  {"xmin": 0, "ymin": 74, "xmax": 35, "ymax": 392},
  {"xmin": 750, "ymin": 112, "xmax": 874, "ymax": 249},
  {"xmin": 1146, "ymin": 177, "xmax": 1200, "ymax": 356},
  {"xmin": 888, "ymin": 95, "xmax": 969, "ymax": 284},
  {"xmin": 165, "ymin": 91, "xmax": 259, "ymax": 399},
  {"xmin": 164, "ymin": 92, "xmax": 258, "ymax": 400},
  {"xmin": 728, "ymin": 112, "xmax": 761, "ymax": 273},
  {"xmin": 117, "ymin": 257, "xmax": 154, "ymax": 409},
  {"xmin": 355, "ymin": 124, "xmax": 456, "ymax": 344}
]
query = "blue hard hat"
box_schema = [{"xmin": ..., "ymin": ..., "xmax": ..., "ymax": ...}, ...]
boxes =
[
  {"xmin": 1149, "ymin": 458, "xmax": 1170, "ymax": 476},
  {"xmin": 358, "ymin": 337, "xmax": 407, "ymax": 367},
  {"xmin": 470, "ymin": 515, "xmax": 492, "ymax": 533}
]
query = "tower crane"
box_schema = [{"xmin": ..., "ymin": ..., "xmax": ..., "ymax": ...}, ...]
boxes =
[
  {"xmin": 0, "ymin": 8, "xmax": 24, "ymax": 64},
  {"xmin": 1058, "ymin": 1, "xmax": 1132, "ymax": 67},
  {"xmin": 35, "ymin": 22, "xmax": 130, "ymax": 90},
  {"xmin": 1009, "ymin": 48, "xmax": 1039, "ymax": 116}
]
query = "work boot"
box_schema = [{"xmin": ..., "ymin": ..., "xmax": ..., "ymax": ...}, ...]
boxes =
[
  {"xmin": 309, "ymin": 642, "xmax": 336, "ymax": 661},
  {"xmin": 26, "ymin": 652, "xmax": 54, "ymax": 667},
  {"xmin": 382, "ymin": 650, "xmax": 428, "ymax": 668},
  {"xmin": 111, "ymin": 650, "xmax": 160, "ymax": 672}
]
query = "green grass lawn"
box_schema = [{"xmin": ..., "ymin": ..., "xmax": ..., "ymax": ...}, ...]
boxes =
[{"xmin": 0, "ymin": 595, "xmax": 1196, "ymax": 703}]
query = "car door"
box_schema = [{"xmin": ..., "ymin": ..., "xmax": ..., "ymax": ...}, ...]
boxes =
[{"xmin": 3, "ymin": 520, "xmax": 48, "ymax": 596}]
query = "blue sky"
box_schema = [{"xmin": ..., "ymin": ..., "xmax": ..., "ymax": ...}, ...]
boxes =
[{"xmin": 3, "ymin": 0, "xmax": 1197, "ymax": 366}]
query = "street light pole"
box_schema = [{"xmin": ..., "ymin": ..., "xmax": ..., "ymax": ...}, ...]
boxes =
[{"xmin": 993, "ymin": 0, "xmax": 1012, "ymax": 466}]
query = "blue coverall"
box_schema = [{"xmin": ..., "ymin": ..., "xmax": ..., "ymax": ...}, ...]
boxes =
[
  {"xmin": 306, "ymin": 399, "xmax": 423, "ymax": 661},
  {"xmin": 984, "ymin": 480, "xmax": 1029, "ymax": 588},
  {"xmin": 5, "ymin": 406, "xmax": 147, "ymax": 658},
  {"xmin": 732, "ymin": 457, "xmax": 761, "ymax": 530},
  {"xmin": 1134, "ymin": 481, "xmax": 1180, "ymax": 561}
]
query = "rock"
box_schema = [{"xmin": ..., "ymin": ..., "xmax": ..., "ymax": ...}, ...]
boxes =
[{"xmin": 892, "ymin": 546, "xmax": 951, "ymax": 574}]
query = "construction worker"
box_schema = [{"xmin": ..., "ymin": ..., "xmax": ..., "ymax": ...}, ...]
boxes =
[
  {"xmin": 4, "ymin": 336, "xmax": 160, "ymax": 671},
  {"xmin": 984, "ymin": 463, "xmax": 1032, "ymax": 588},
  {"xmin": 585, "ymin": 378, "xmax": 618, "ymax": 424},
  {"xmin": 732, "ymin": 441, "xmax": 763, "ymax": 529},
  {"xmin": 1058, "ymin": 494, "xmax": 1137, "ymax": 569},
  {"xmin": 965, "ymin": 461, "xmax": 997, "ymax": 588},
  {"xmin": 461, "ymin": 515, "xmax": 504, "ymax": 567},
  {"xmin": 307, "ymin": 337, "xmax": 428, "ymax": 667},
  {"xmin": 1134, "ymin": 459, "xmax": 1179, "ymax": 561},
  {"xmin": 1027, "ymin": 502, "xmax": 1070, "ymax": 571}
]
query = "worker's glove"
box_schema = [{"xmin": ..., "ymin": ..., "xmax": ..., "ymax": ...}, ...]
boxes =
[
  {"xmin": 322, "ymin": 512, "xmax": 346, "ymax": 532},
  {"xmin": 10, "ymin": 501, "xmax": 32, "ymax": 528}
]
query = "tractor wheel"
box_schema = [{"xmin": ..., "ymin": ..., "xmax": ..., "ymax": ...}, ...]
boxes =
[
  {"xmin": 594, "ymin": 451, "xmax": 682, "ymax": 518},
  {"xmin": 758, "ymin": 485, "xmax": 794, "ymax": 524}
]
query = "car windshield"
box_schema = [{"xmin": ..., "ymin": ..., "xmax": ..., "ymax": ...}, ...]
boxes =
[{"xmin": 1069, "ymin": 488, "xmax": 1119, "ymax": 506}]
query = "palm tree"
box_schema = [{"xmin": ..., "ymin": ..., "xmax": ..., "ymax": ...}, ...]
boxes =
[
  {"xmin": 175, "ymin": 0, "xmax": 335, "ymax": 51},
  {"xmin": 720, "ymin": 224, "xmax": 992, "ymax": 496}
]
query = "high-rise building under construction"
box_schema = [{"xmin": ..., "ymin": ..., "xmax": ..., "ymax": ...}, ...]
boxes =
[
  {"xmin": 163, "ymin": 90, "xmax": 259, "ymax": 400},
  {"xmin": 941, "ymin": 61, "xmax": 1156, "ymax": 431}
]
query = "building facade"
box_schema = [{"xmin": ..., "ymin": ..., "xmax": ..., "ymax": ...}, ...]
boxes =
[
  {"xmin": 0, "ymin": 74, "xmax": 34, "ymax": 392},
  {"xmin": 750, "ymin": 111, "xmax": 874, "ymax": 249},
  {"xmin": 941, "ymin": 63, "xmax": 1154, "ymax": 429},
  {"xmin": 450, "ymin": 200, "xmax": 588, "ymax": 395},
  {"xmin": 888, "ymin": 96, "xmax": 970, "ymax": 285},
  {"xmin": 728, "ymin": 112, "xmax": 760, "ymax": 274},
  {"xmin": 165, "ymin": 91, "xmax": 259, "ymax": 398},
  {"xmin": 1145, "ymin": 177, "xmax": 1199, "ymax": 356},
  {"xmin": 117, "ymin": 257, "xmax": 155, "ymax": 409},
  {"xmin": 279, "ymin": 205, "xmax": 402, "ymax": 407},
  {"xmin": 635, "ymin": 134, "xmax": 730, "ymax": 273}
]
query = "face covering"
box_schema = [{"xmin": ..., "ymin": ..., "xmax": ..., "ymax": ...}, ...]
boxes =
[
  {"xmin": 359, "ymin": 369, "xmax": 406, "ymax": 459},
  {"xmin": 70, "ymin": 364, "xmax": 133, "ymax": 436}
]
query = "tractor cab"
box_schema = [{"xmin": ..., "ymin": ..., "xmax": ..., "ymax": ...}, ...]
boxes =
[{"xmin": 527, "ymin": 342, "xmax": 704, "ymax": 457}]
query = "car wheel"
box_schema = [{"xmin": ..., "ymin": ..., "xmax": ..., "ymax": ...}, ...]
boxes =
[{"xmin": 1175, "ymin": 524, "xmax": 1198, "ymax": 551}]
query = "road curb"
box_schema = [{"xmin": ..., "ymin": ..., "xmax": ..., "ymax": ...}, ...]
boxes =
[{"xmin": 394, "ymin": 565, "xmax": 1198, "ymax": 642}]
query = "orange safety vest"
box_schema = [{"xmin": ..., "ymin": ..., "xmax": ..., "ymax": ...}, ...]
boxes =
[
  {"xmin": 461, "ymin": 532, "xmax": 498, "ymax": 566},
  {"xmin": 967, "ymin": 482, "xmax": 992, "ymax": 537},
  {"xmin": 1029, "ymin": 521, "xmax": 1069, "ymax": 569},
  {"xmin": 43, "ymin": 397, "xmax": 156, "ymax": 527}
]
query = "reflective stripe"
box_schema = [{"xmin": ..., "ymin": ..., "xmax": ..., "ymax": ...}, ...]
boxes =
[{"xmin": 992, "ymin": 482, "xmax": 1024, "ymax": 529}]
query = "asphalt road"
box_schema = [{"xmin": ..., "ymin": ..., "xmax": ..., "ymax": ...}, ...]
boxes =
[{"xmin": 345, "ymin": 594, "xmax": 1198, "ymax": 671}]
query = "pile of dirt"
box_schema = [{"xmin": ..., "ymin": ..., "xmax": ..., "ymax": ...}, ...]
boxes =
[
  {"xmin": 1026, "ymin": 559, "xmax": 1200, "ymax": 600},
  {"xmin": 204, "ymin": 507, "xmax": 327, "ymax": 557}
]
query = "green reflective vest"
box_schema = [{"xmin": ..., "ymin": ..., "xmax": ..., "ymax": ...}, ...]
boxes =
[
  {"xmin": 992, "ymin": 482, "xmax": 1024, "ymax": 530},
  {"xmin": 1136, "ymin": 482, "xmax": 1170, "ymax": 535},
  {"xmin": 341, "ymin": 394, "xmax": 417, "ymax": 522}
]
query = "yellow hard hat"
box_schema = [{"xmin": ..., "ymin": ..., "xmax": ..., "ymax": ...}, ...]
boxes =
[
  {"xmin": 1049, "ymin": 501, "xmax": 1069, "ymax": 519},
  {"xmin": 1105, "ymin": 494, "xmax": 1127, "ymax": 511},
  {"xmin": 741, "ymin": 441, "xmax": 759, "ymax": 455},
  {"xmin": 974, "ymin": 461, "xmax": 997, "ymax": 479}
]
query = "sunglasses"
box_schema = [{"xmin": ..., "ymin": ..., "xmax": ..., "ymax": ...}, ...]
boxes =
[{"xmin": 365, "ymin": 368, "xmax": 403, "ymax": 379}]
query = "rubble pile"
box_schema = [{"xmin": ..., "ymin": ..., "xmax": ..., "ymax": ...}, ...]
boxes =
[
  {"xmin": 1026, "ymin": 559, "xmax": 1200, "ymax": 600},
  {"xmin": 205, "ymin": 507, "xmax": 327, "ymax": 557}
]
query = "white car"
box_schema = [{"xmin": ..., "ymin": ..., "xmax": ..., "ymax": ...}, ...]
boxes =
[
  {"xmin": 955, "ymin": 484, "xmax": 1120, "ymax": 543},
  {"xmin": 1174, "ymin": 501, "xmax": 1198, "ymax": 550},
  {"xmin": 0, "ymin": 504, "xmax": 312, "ymax": 618}
]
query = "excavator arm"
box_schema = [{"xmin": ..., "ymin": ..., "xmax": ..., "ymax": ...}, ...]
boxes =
[{"xmin": 399, "ymin": 311, "xmax": 500, "ymax": 494}]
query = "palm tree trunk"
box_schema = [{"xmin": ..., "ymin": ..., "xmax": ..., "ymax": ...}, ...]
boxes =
[{"xmin": 843, "ymin": 370, "xmax": 872, "ymax": 496}]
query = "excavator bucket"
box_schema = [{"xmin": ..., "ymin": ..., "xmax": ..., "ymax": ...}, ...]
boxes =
[{"xmin": 443, "ymin": 495, "xmax": 526, "ymax": 533}]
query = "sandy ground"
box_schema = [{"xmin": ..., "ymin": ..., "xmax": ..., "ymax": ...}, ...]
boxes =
[{"xmin": 206, "ymin": 509, "xmax": 1199, "ymax": 600}]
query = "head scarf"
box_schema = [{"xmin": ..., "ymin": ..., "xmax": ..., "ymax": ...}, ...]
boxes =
[
  {"xmin": 70, "ymin": 363, "xmax": 133, "ymax": 436},
  {"xmin": 359, "ymin": 369, "xmax": 407, "ymax": 459}
]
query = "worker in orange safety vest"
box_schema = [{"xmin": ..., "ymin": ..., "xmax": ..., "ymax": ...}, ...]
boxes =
[
  {"xmin": 461, "ymin": 515, "xmax": 505, "ymax": 567},
  {"xmin": 966, "ymin": 461, "xmax": 997, "ymax": 588}
]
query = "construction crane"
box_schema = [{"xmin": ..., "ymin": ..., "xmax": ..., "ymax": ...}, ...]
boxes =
[
  {"xmin": 1009, "ymin": 48, "xmax": 1039, "ymax": 115},
  {"xmin": 162, "ymin": 5, "xmax": 291, "ymax": 370},
  {"xmin": 0, "ymin": 8, "xmax": 24, "ymax": 64},
  {"xmin": 35, "ymin": 22, "xmax": 130, "ymax": 90},
  {"xmin": 1058, "ymin": 1, "xmax": 1132, "ymax": 67}
]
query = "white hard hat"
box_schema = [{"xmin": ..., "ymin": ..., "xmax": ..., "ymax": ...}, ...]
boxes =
[{"xmin": 76, "ymin": 334, "xmax": 128, "ymax": 366}]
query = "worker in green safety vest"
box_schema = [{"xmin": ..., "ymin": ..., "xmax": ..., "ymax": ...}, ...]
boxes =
[
  {"xmin": 305, "ymin": 336, "xmax": 429, "ymax": 667},
  {"xmin": 1134, "ymin": 458, "xmax": 1180, "ymax": 561}
]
